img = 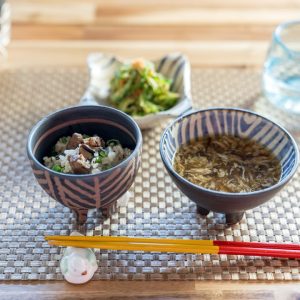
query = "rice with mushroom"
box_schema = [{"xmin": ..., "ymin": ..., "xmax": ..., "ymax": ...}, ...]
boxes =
[{"xmin": 43, "ymin": 133, "xmax": 132, "ymax": 174}]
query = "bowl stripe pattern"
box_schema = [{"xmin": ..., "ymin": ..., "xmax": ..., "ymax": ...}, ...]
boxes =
[
  {"xmin": 162, "ymin": 108, "xmax": 298, "ymax": 182},
  {"xmin": 31, "ymin": 155, "xmax": 140, "ymax": 210}
]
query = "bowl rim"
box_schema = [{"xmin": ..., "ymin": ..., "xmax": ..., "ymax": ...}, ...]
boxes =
[
  {"xmin": 27, "ymin": 104, "xmax": 142, "ymax": 178},
  {"xmin": 160, "ymin": 107, "xmax": 299, "ymax": 197}
]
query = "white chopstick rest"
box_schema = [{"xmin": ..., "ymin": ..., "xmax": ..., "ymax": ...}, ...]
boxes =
[{"xmin": 60, "ymin": 232, "xmax": 98, "ymax": 284}]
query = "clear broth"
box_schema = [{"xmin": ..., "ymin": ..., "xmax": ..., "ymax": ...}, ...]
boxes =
[{"xmin": 173, "ymin": 135, "xmax": 281, "ymax": 193}]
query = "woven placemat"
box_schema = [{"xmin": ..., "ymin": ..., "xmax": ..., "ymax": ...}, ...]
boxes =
[{"xmin": 0, "ymin": 67, "xmax": 299, "ymax": 281}]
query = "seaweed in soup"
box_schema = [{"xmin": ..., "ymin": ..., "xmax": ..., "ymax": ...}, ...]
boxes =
[{"xmin": 173, "ymin": 135, "xmax": 281, "ymax": 193}]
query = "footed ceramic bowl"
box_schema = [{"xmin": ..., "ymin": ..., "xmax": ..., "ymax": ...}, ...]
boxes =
[
  {"xmin": 84, "ymin": 52, "xmax": 192, "ymax": 129},
  {"xmin": 160, "ymin": 108, "xmax": 299, "ymax": 224},
  {"xmin": 27, "ymin": 105, "xmax": 142, "ymax": 224}
]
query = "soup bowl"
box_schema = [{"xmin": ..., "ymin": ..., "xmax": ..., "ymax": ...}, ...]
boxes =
[
  {"xmin": 27, "ymin": 105, "xmax": 142, "ymax": 224},
  {"xmin": 160, "ymin": 108, "xmax": 299, "ymax": 224}
]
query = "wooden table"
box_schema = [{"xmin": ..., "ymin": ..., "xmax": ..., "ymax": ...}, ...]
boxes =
[
  {"xmin": 6, "ymin": 0, "xmax": 300, "ymax": 69},
  {"xmin": 2, "ymin": 1, "xmax": 300, "ymax": 299}
]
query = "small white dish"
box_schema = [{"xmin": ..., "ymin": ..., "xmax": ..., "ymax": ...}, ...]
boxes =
[{"xmin": 85, "ymin": 53, "xmax": 192, "ymax": 129}]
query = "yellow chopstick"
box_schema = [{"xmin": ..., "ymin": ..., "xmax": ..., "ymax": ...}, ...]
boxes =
[
  {"xmin": 46, "ymin": 236, "xmax": 300, "ymax": 258},
  {"xmin": 48, "ymin": 240, "xmax": 219, "ymax": 254},
  {"xmin": 45, "ymin": 235, "xmax": 214, "ymax": 246}
]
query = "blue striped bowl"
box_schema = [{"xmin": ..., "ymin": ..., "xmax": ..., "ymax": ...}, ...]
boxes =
[
  {"xmin": 160, "ymin": 108, "xmax": 299, "ymax": 224},
  {"xmin": 86, "ymin": 53, "xmax": 192, "ymax": 129},
  {"xmin": 27, "ymin": 105, "xmax": 142, "ymax": 225}
]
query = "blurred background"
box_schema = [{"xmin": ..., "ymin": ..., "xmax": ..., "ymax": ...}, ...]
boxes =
[{"xmin": 5, "ymin": 0, "xmax": 300, "ymax": 68}]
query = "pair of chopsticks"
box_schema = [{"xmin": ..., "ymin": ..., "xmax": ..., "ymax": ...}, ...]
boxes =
[{"xmin": 45, "ymin": 236, "xmax": 300, "ymax": 259}]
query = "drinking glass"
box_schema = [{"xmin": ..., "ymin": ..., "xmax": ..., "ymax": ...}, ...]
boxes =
[
  {"xmin": 262, "ymin": 20, "xmax": 300, "ymax": 114},
  {"xmin": 0, "ymin": 0, "xmax": 10, "ymax": 57}
]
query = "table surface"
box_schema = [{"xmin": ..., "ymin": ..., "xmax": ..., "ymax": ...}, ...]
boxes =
[
  {"xmin": 5, "ymin": 0, "xmax": 300, "ymax": 69},
  {"xmin": 2, "ymin": 1, "xmax": 300, "ymax": 299}
]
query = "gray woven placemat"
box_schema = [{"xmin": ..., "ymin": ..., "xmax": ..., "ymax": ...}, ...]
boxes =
[{"xmin": 0, "ymin": 67, "xmax": 299, "ymax": 281}]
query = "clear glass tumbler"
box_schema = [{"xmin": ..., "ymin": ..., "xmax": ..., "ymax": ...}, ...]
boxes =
[
  {"xmin": 0, "ymin": 1, "xmax": 10, "ymax": 57},
  {"xmin": 262, "ymin": 20, "xmax": 300, "ymax": 114}
]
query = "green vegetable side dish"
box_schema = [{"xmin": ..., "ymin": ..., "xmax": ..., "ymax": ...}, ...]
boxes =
[{"xmin": 109, "ymin": 59, "xmax": 180, "ymax": 116}]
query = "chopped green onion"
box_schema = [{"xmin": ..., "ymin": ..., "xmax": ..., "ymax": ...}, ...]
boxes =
[
  {"xmin": 95, "ymin": 157, "xmax": 102, "ymax": 163},
  {"xmin": 99, "ymin": 150, "xmax": 107, "ymax": 157},
  {"xmin": 95, "ymin": 150, "xmax": 107, "ymax": 163},
  {"xmin": 61, "ymin": 137, "xmax": 68, "ymax": 144},
  {"xmin": 83, "ymin": 134, "xmax": 90, "ymax": 139},
  {"xmin": 52, "ymin": 165, "xmax": 63, "ymax": 172},
  {"xmin": 107, "ymin": 139, "xmax": 120, "ymax": 146}
]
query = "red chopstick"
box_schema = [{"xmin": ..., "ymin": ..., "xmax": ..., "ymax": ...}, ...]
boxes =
[
  {"xmin": 214, "ymin": 240, "xmax": 300, "ymax": 250},
  {"xmin": 46, "ymin": 235, "xmax": 300, "ymax": 259},
  {"xmin": 218, "ymin": 246, "xmax": 300, "ymax": 259}
]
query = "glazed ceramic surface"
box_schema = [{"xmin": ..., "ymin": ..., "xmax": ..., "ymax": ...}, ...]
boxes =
[
  {"xmin": 85, "ymin": 52, "xmax": 192, "ymax": 129},
  {"xmin": 27, "ymin": 105, "xmax": 142, "ymax": 224},
  {"xmin": 160, "ymin": 108, "xmax": 299, "ymax": 224}
]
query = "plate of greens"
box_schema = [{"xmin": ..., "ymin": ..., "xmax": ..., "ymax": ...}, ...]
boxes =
[{"xmin": 85, "ymin": 53, "xmax": 192, "ymax": 129}]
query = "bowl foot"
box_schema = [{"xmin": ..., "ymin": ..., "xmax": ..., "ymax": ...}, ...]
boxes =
[
  {"xmin": 197, "ymin": 205, "xmax": 210, "ymax": 216},
  {"xmin": 225, "ymin": 212, "xmax": 244, "ymax": 225},
  {"xmin": 73, "ymin": 208, "xmax": 89, "ymax": 233},
  {"xmin": 100, "ymin": 202, "xmax": 118, "ymax": 219},
  {"xmin": 101, "ymin": 207, "xmax": 110, "ymax": 218},
  {"xmin": 74, "ymin": 208, "xmax": 88, "ymax": 225}
]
